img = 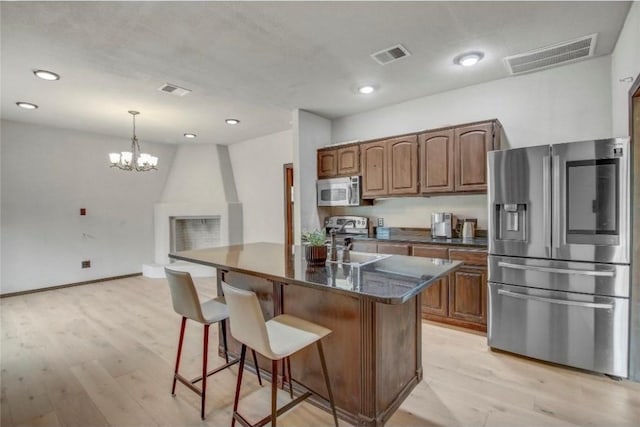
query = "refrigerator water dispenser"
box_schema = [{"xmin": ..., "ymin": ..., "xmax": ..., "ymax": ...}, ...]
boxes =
[{"xmin": 496, "ymin": 203, "xmax": 526, "ymax": 241}]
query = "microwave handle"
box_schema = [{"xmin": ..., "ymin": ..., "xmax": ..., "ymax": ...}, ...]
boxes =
[{"xmin": 347, "ymin": 185, "xmax": 353, "ymax": 204}]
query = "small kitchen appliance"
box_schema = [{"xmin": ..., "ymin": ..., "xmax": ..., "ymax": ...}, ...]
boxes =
[
  {"xmin": 461, "ymin": 219, "xmax": 477, "ymax": 239},
  {"xmin": 317, "ymin": 176, "xmax": 361, "ymax": 207},
  {"xmin": 431, "ymin": 212, "xmax": 456, "ymax": 238}
]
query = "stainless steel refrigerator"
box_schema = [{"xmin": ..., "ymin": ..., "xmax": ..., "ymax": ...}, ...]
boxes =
[{"xmin": 488, "ymin": 138, "xmax": 631, "ymax": 377}]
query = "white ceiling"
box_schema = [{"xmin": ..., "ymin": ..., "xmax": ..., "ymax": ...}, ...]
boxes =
[{"xmin": 0, "ymin": 1, "xmax": 631, "ymax": 145}]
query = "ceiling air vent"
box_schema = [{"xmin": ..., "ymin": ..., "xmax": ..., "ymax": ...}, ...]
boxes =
[
  {"xmin": 371, "ymin": 44, "xmax": 411, "ymax": 65},
  {"xmin": 158, "ymin": 83, "xmax": 191, "ymax": 97},
  {"xmin": 504, "ymin": 33, "xmax": 597, "ymax": 75}
]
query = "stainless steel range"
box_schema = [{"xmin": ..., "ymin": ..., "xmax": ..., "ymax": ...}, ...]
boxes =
[
  {"xmin": 324, "ymin": 215, "xmax": 369, "ymax": 243},
  {"xmin": 488, "ymin": 137, "xmax": 631, "ymax": 377}
]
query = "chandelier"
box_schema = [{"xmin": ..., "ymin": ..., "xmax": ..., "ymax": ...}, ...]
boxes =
[{"xmin": 108, "ymin": 111, "xmax": 158, "ymax": 171}]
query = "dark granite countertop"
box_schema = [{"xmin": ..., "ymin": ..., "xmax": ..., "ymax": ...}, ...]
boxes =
[
  {"xmin": 354, "ymin": 235, "xmax": 488, "ymax": 248},
  {"xmin": 169, "ymin": 242, "xmax": 461, "ymax": 305}
]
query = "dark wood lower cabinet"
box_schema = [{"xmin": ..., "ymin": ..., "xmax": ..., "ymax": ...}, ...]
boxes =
[
  {"xmin": 412, "ymin": 244, "xmax": 487, "ymax": 332},
  {"xmin": 448, "ymin": 267, "xmax": 487, "ymax": 327},
  {"xmin": 351, "ymin": 240, "xmax": 488, "ymax": 331},
  {"xmin": 421, "ymin": 276, "xmax": 448, "ymax": 317}
]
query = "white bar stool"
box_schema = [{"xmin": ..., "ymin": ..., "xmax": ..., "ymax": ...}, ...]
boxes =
[
  {"xmin": 221, "ymin": 281, "xmax": 339, "ymax": 427},
  {"xmin": 165, "ymin": 269, "xmax": 263, "ymax": 419}
]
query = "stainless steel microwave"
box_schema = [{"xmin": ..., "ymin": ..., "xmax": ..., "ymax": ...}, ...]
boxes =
[{"xmin": 317, "ymin": 176, "xmax": 361, "ymax": 206}]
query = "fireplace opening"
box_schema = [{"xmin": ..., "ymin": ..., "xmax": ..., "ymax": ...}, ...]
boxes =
[{"xmin": 170, "ymin": 216, "xmax": 221, "ymax": 252}]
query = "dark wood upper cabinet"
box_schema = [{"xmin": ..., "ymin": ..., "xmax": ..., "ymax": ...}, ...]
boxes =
[
  {"xmin": 360, "ymin": 140, "xmax": 388, "ymax": 197},
  {"xmin": 337, "ymin": 145, "xmax": 360, "ymax": 176},
  {"xmin": 317, "ymin": 149, "xmax": 337, "ymax": 178},
  {"xmin": 317, "ymin": 144, "xmax": 360, "ymax": 178},
  {"xmin": 318, "ymin": 119, "xmax": 500, "ymax": 197},
  {"xmin": 454, "ymin": 122, "xmax": 495, "ymax": 192},
  {"xmin": 387, "ymin": 135, "xmax": 419, "ymax": 195},
  {"xmin": 419, "ymin": 129, "xmax": 455, "ymax": 193},
  {"xmin": 361, "ymin": 135, "xmax": 418, "ymax": 198}
]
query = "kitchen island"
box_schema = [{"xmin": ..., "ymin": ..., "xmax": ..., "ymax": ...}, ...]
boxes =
[{"xmin": 169, "ymin": 243, "xmax": 461, "ymax": 427}]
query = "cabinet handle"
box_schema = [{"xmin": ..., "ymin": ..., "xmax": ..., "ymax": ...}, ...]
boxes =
[
  {"xmin": 497, "ymin": 261, "xmax": 614, "ymax": 277},
  {"xmin": 497, "ymin": 289, "xmax": 613, "ymax": 310}
]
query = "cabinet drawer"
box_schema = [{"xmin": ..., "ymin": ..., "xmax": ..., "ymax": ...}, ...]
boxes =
[
  {"xmin": 377, "ymin": 242, "xmax": 410, "ymax": 255},
  {"xmin": 352, "ymin": 241, "xmax": 378, "ymax": 253},
  {"xmin": 449, "ymin": 249, "xmax": 487, "ymax": 266},
  {"xmin": 412, "ymin": 245, "xmax": 448, "ymax": 259}
]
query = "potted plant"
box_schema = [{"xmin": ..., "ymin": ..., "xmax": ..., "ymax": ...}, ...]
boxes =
[{"xmin": 301, "ymin": 229, "xmax": 328, "ymax": 266}]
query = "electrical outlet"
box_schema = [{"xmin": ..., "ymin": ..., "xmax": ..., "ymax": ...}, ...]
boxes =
[
  {"xmin": 81, "ymin": 260, "xmax": 91, "ymax": 268},
  {"xmin": 80, "ymin": 208, "xmax": 86, "ymax": 216},
  {"xmin": 377, "ymin": 218, "xmax": 384, "ymax": 227}
]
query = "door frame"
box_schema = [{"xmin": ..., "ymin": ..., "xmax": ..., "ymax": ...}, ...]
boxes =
[{"xmin": 283, "ymin": 163, "xmax": 294, "ymax": 250}]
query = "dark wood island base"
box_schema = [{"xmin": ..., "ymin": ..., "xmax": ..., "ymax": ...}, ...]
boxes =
[
  {"xmin": 170, "ymin": 243, "xmax": 460, "ymax": 426},
  {"xmin": 218, "ymin": 271, "xmax": 423, "ymax": 427}
]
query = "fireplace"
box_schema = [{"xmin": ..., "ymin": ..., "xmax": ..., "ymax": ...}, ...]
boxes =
[{"xmin": 170, "ymin": 216, "xmax": 221, "ymax": 252}]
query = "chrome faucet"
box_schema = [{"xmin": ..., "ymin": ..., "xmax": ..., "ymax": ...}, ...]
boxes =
[{"xmin": 330, "ymin": 220, "xmax": 356, "ymax": 261}]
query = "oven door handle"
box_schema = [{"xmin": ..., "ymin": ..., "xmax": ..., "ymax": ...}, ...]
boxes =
[
  {"xmin": 497, "ymin": 289, "xmax": 614, "ymax": 310},
  {"xmin": 497, "ymin": 261, "xmax": 615, "ymax": 277}
]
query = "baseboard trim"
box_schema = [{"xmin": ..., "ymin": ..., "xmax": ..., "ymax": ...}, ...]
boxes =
[{"xmin": 0, "ymin": 273, "xmax": 142, "ymax": 298}]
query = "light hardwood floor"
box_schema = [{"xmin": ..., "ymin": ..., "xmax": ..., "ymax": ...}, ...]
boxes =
[{"xmin": 1, "ymin": 275, "xmax": 639, "ymax": 427}]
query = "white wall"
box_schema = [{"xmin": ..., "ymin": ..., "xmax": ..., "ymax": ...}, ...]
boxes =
[
  {"xmin": 611, "ymin": 1, "xmax": 640, "ymax": 136},
  {"xmin": 333, "ymin": 56, "xmax": 612, "ymax": 147},
  {"xmin": 160, "ymin": 144, "xmax": 227, "ymax": 203},
  {"xmin": 330, "ymin": 56, "xmax": 613, "ymax": 229},
  {"xmin": 0, "ymin": 120, "xmax": 176, "ymax": 294},
  {"xmin": 228, "ymin": 129, "xmax": 293, "ymax": 243},
  {"xmin": 294, "ymin": 110, "xmax": 332, "ymax": 243}
]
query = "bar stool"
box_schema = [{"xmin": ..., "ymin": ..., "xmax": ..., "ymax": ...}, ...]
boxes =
[
  {"xmin": 221, "ymin": 282, "xmax": 339, "ymax": 427},
  {"xmin": 165, "ymin": 268, "xmax": 263, "ymax": 419}
]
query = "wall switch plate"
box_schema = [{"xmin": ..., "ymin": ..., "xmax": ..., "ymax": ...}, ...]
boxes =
[
  {"xmin": 80, "ymin": 208, "xmax": 86, "ymax": 216},
  {"xmin": 81, "ymin": 260, "xmax": 91, "ymax": 268},
  {"xmin": 377, "ymin": 218, "xmax": 384, "ymax": 227}
]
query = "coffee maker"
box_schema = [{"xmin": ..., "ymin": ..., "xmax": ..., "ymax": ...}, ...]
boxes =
[{"xmin": 431, "ymin": 212, "xmax": 457, "ymax": 238}]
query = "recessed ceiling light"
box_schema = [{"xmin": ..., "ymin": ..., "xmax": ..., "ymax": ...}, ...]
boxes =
[
  {"xmin": 225, "ymin": 119, "xmax": 240, "ymax": 125},
  {"xmin": 33, "ymin": 69, "xmax": 60, "ymax": 81},
  {"xmin": 184, "ymin": 133, "xmax": 197, "ymax": 139},
  {"xmin": 358, "ymin": 85, "xmax": 376, "ymax": 94},
  {"xmin": 16, "ymin": 102, "xmax": 38, "ymax": 110},
  {"xmin": 454, "ymin": 51, "xmax": 484, "ymax": 67}
]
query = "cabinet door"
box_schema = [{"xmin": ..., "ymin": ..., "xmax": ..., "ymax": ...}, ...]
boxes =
[
  {"xmin": 422, "ymin": 276, "xmax": 449, "ymax": 317},
  {"xmin": 419, "ymin": 129, "xmax": 454, "ymax": 193},
  {"xmin": 337, "ymin": 145, "xmax": 360, "ymax": 176},
  {"xmin": 454, "ymin": 122, "xmax": 494, "ymax": 191},
  {"xmin": 377, "ymin": 242, "xmax": 410, "ymax": 255},
  {"xmin": 387, "ymin": 135, "xmax": 419, "ymax": 195},
  {"xmin": 352, "ymin": 241, "xmax": 377, "ymax": 253},
  {"xmin": 448, "ymin": 267, "xmax": 487, "ymax": 325},
  {"xmin": 317, "ymin": 149, "xmax": 337, "ymax": 178},
  {"xmin": 360, "ymin": 140, "xmax": 388, "ymax": 197},
  {"xmin": 413, "ymin": 245, "xmax": 449, "ymax": 317}
]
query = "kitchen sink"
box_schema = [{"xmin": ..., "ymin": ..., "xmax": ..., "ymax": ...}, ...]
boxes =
[{"xmin": 326, "ymin": 251, "xmax": 391, "ymax": 266}]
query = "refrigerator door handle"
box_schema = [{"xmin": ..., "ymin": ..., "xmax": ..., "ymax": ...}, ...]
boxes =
[
  {"xmin": 497, "ymin": 289, "xmax": 614, "ymax": 310},
  {"xmin": 552, "ymin": 154, "xmax": 561, "ymax": 249},
  {"xmin": 497, "ymin": 261, "xmax": 615, "ymax": 277},
  {"xmin": 543, "ymin": 155, "xmax": 551, "ymax": 257}
]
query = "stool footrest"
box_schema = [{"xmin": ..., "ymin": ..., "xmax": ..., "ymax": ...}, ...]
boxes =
[
  {"xmin": 175, "ymin": 373, "xmax": 202, "ymax": 396},
  {"xmin": 191, "ymin": 358, "xmax": 240, "ymax": 384},
  {"xmin": 233, "ymin": 391, "xmax": 313, "ymax": 427}
]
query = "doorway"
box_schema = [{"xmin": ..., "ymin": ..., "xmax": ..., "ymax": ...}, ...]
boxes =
[{"xmin": 283, "ymin": 163, "xmax": 294, "ymax": 250}]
